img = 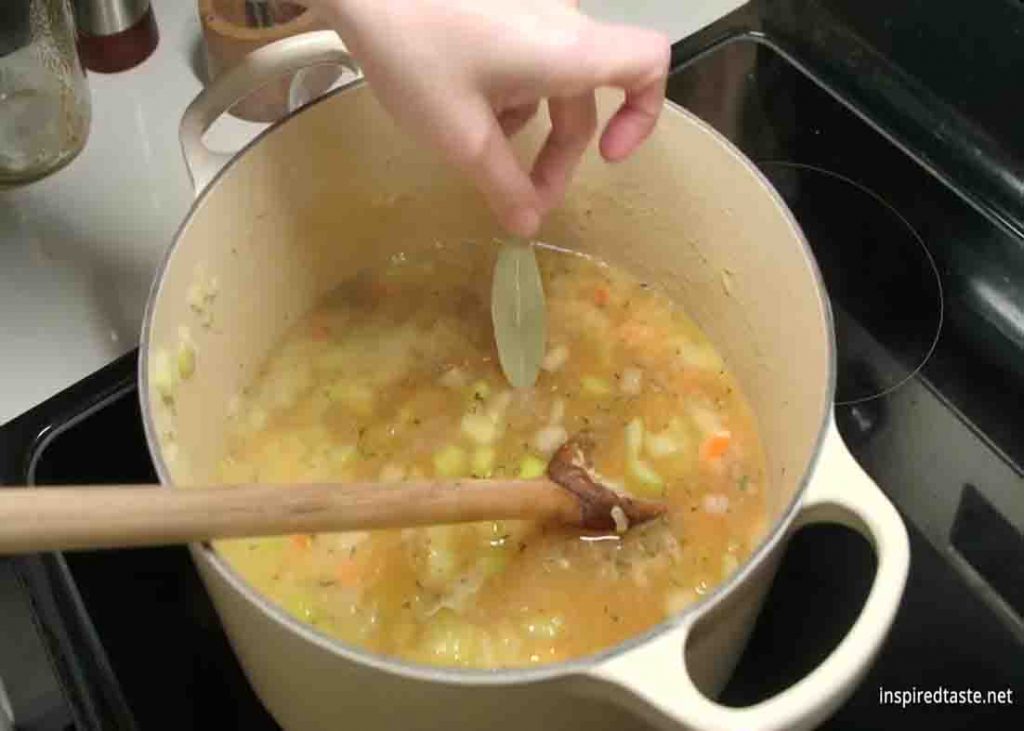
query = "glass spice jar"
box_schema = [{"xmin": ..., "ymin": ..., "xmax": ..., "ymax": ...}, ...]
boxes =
[{"xmin": 0, "ymin": 0, "xmax": 92, "ymax": 186}]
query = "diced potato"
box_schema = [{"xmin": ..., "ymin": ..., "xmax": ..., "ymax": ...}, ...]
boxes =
[
  {"xmin": 177, "ymin": 341, "xmax": 196, "ymax": 380},
  {"xmin": 673, "ymin": 340, "xmax": 725, "ymax": 371}
]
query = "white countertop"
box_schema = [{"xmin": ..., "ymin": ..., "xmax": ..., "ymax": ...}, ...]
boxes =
[{"xmin": 0, "ymin": 0, "xmax": 745, "ymax": 425}]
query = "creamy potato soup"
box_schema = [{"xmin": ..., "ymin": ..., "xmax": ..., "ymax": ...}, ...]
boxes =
[{"xmin": 214, "ymin": 242, "xmax": 767, "ymax": 668}]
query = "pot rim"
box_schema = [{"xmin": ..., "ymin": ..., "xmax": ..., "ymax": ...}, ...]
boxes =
[{"xmin": 138, "ymin": 80, "xmax": 837, "ymax": 687}]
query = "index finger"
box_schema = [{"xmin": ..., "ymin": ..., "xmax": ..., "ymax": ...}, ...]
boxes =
[{"xmin": 539, "ymin": 21, "xmax": 670, "ymax": 161}]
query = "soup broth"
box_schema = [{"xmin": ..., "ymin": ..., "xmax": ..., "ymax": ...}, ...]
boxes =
[{"xmin": 214, "ymin": 242, "xmax": 767, "ymax": 668}]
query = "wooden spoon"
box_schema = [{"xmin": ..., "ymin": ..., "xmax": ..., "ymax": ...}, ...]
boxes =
[{"xmin": 0, "ymin": 436, "xmax": 665, "ymax": 554}]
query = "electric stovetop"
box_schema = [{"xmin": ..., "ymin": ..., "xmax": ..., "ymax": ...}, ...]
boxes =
[{"xmin": 2, "ymin": 5, "xmax": 1022, "ymax": 730}]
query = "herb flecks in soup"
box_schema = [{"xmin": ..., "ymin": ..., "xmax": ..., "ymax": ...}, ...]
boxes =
[{"xmin": 214, "ymin": 243, "xmax": 767, "ymax": 668}]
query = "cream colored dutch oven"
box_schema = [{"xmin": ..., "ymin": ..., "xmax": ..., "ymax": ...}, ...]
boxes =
[{"xmin": 141, "ymin": 31, "xmax": 910, "ymax": 731}]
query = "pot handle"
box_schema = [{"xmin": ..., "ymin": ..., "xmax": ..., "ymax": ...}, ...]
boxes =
[
  {"xmin": 179, "ymin": 30, "xmax": 361, "ymax": 195},
  {"xmin": 588, "ymin": 417, "xmax": 910, "ymax": 731}
]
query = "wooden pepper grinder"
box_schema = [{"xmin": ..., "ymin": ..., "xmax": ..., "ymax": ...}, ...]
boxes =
[{"xmin": 197, "ymin": 0, "xmax": 334, "ymax": 122}]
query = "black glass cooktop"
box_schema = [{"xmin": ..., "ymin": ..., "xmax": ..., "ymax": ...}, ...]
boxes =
[{"xmin": 2, "ymin": 15, "xmax": 1023, "ymax": 731}]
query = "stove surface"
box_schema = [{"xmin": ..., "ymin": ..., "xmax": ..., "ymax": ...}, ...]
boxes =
[{"xmin": 2, "ymin": 12, "xmax": 1023, "ymax": 731}]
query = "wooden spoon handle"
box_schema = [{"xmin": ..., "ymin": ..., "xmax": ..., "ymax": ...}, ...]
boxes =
[{"xmin": 0, "ymin": 479, "xmax": 582, "ymax": 555}]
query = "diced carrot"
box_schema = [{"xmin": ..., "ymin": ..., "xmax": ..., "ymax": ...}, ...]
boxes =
[
  {"xmin": 594, "ymin": 286, "xmax": 609, "ymax": 307},
  {"xmin": 335, "ymin": 555, "xmax": 364, "ymax": 587},
  {"xmin": 700, "ymin": 430, "xmax": 732, "ymax": 462},
  {"xmin": 290, "ymin": 534, "xmax": 313, "ymax": 551}
]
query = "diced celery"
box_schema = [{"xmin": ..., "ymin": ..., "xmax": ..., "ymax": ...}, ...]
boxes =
[
  {"xmin": 518, "ymin": 454, "xmax": 547, "ymax": 479},
  {"xmin": 433, "ymin": 445, "xmax": 468, "ymax": 477},
  {"xmin": 628, "ymin": 458, "xmax": 664, "ymax": 496},
  {"xmin": 471, "ymin": 446, "xmax": 496, "ymax": 478},
  {"xmin": 581, "ymin": 376, "xmax": 612, "ymax": 397}
]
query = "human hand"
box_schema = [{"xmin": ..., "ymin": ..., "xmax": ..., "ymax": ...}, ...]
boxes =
[{"xmin": 298, "ymin": 0, "xmax": 670, "ymax": 237}]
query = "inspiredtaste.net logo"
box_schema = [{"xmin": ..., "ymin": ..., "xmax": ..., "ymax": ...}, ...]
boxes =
[{"xmin": 879, "ymin": 686, "xmax": 1016, "ymax": 708}]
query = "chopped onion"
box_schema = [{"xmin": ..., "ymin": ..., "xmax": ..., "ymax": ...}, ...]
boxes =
[
  {"xmin": 462, "ymin": 412, "xmax": 500, "ymax": 445},
  {"xmin": 620, "ymin": 367, "xmax": 643, "ymax": 396},
  {"xmin": 703, "ymin": 493, "xmax": 729, "ymax": 515},
  {"xmin": 549, "ymin": 398, "xmax": 565, "ymax": 425},
  {"xmin": 610, "ymin": 506, "xmax": 629, "ymax": 534},
  {"xmin": 541, "ymin": 344, "xmax": 569, "ymax": 372},
  {"xmin": 534, "ymin": 425, "xmax": 568, "ymax": 456}
]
